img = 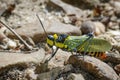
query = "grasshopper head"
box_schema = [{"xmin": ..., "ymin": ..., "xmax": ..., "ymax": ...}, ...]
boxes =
[
  {"xmin": 46, "ymin": 34, "xmax": 58, "ymax": 47},
  {"xmin": 46, "ymin": 34, "xmax": 68, "ymax": 48}
]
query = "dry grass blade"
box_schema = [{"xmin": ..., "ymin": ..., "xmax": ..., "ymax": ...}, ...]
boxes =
[{"xmin": 0, "ymin": 20, "xmax": 33, "ymax": 50}]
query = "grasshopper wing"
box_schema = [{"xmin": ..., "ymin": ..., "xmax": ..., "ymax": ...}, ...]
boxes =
[{"xmin": 64, "ymin": 36, "xmax": 112, "ymax": 52}]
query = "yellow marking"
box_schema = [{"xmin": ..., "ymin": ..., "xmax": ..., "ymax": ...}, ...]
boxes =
[
  {"xmin": 90, "ymin": 52, "xmax": 95, "ymax": 56},
  {"xmin": 55, "ymin": 42, "xmax": 64, "ymax": 48},
  {"xmin": 47, "ymin": 38, "xmax": 54, "ymax": 46},
  {"xmin": 64, "ymin": 45, "xmax": 67, "ymax": 48},
  {"xmin": 53, "ymin": 34, "xmax": 58, "ymax": 40},
  {"xmin": 95, "ymin": 52, "xmax": 98, "ymax": 57}
]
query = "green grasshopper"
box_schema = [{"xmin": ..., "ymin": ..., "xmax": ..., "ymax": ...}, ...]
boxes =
[{"xmin": 36, "ymin": 15, "xmax": 112, "ymax": 63}]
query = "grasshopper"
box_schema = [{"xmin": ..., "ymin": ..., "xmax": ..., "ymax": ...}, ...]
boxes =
[{"xmin": 36, "ymin": 15, "xmax": 112, "ymax": 63}]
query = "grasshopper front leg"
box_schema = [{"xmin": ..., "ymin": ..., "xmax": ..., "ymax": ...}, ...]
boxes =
[{"xmin": 45, "ymin": 46, "xmax": 59, "ymax": 63}]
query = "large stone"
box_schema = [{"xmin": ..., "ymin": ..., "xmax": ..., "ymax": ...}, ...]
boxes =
[
  {"xmin": 6, "ymin": 17, "xmax": 80, "ymax": 43},
  {"xmin": 0, "ymin": 49, "xmax": 45, "ymax": 74},
  {"xmin": 105, "ymin": 52, "xmax": 120, "ymax": 64},
  {"xmin": 80, "ymin": 21, "xmax": 95, "ymax": 35},
  {"xmin": 49, "ymin": 49, "xmax": 71, "ymax": 67},
  {"xmin": 68, "ymin": 55, "xmax": 119, "ymax": 80},
  {"xmin": 47, "ymin": 0, "xmax": 83, "ymax": 18},
  {"xmin": 80, "ymin": 21, "xmax": 105, "ymax": 36},
  {"xmin": 35, "ymin": 49, "xmax": 71, "ymax": 74}
]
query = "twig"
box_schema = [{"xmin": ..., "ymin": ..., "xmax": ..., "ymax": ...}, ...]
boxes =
[{"xmin": 0, "ymin": 20, "xmax": 32, "ymax": 50}]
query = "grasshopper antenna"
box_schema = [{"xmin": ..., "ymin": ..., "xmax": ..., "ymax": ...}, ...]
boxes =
[{"xmin": 36, "ymin": 14, "xmax": 48, "ymax": 37}]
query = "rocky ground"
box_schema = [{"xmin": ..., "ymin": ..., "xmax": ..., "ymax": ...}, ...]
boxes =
[{"xmin": 0, "ymin": 0, "xmax": 120, "ymax": 80}]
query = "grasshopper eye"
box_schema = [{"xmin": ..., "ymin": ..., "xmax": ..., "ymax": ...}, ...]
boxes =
[
  {"xmin": 47, "ymin": 35, "xmax": 54, "ymax": 47},
  {"xmin": 47, "ymin": 35, "xmax": 54, "ymax": 40}
]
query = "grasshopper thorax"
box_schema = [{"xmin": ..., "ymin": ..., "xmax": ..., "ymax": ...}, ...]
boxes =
[
  {"xmin": 46, "ymin": 34, "xmax": 58, "ymax": 47},
  {"xmin": 47, "ymin": 34, "xmax": 68, "ymax": 48}
]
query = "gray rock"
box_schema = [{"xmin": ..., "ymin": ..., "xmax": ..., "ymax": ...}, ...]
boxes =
[
  {"xmin": 80, "ymin": 21, "xmax": 95, "ymax": 35},
  {"xmin": 80, "ymin": 21, "xmax": 105, "ymax": 35},
  {"xmin": 0, "ymin": 49, "xmax": 45, "ymax": 74},
  {"xmin": 113, "ymin": 44, "xmax": 120, "ymax": 53},
  {"xmin": 62, "ymin": 0, "xmax": 100, "ymax": 9},
  {"xmin": 110, "ymin": 1, "xmax": 120, "ymax": 10},
  {"xmin": 67, "ymin": 73, "xmax": 85, "ymax": 80},
  {"xmin": 68, "ymin": 55, "xmax": 119, "ymax": 80},
  {"xmin": 93, "ymin": 21, "xmax": 105, "ymax": 35},
  {"xmin": 48, "ymin": 0, "xmax": 83, "ymax": 18},
  {"xmin": 37, "ymin": 67, "xmax": 62, "ymax": 80},
  {"xmin": 114, "ymin": 64, "xmax": 120, "ymax": 75},
  {"xmin": 105, "ymin": 52, "xmax": 120, "ymax": 64},
  {"xmin": 110, "ymin": 1, "xmax": 120, "ymax": 18},
  {"xmin": 6, "ymin": 18, "xmax": 80, "ymax": 43}
]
